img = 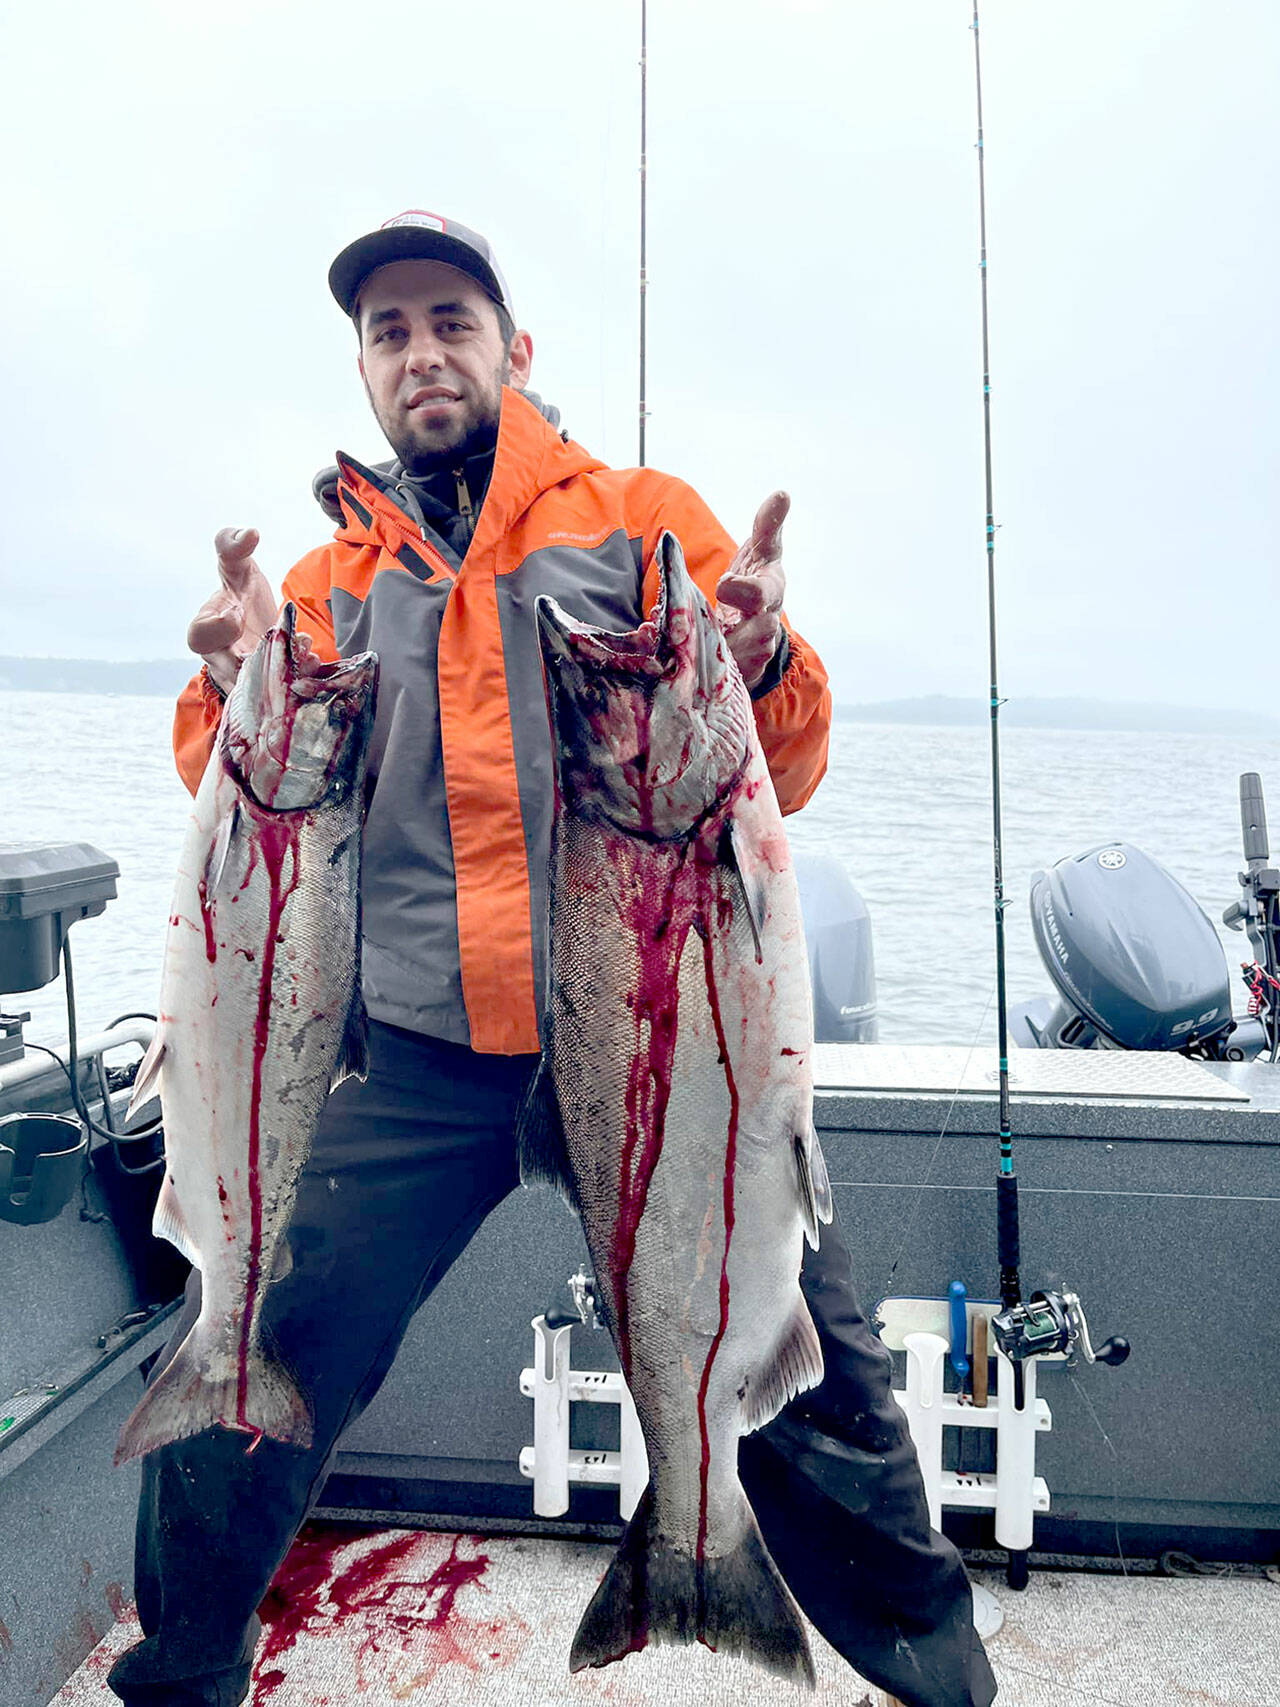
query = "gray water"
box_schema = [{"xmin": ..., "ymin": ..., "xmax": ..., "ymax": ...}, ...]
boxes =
[{"xmin": 2, "ymin": 690, "xmax": 1278, "ymax": 1049}]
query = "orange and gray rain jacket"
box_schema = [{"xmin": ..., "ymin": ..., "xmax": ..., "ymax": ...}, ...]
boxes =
[{"xmin": 173, "ymin": 387, "xmax": 832, "ymax": 1055}]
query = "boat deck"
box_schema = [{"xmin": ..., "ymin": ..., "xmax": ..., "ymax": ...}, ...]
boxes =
[{"xmin": 51, "ymin": 1522, "xmax": 1276, "ymax": 1707}]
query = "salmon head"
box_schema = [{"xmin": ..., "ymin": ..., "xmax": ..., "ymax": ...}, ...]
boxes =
[
  {"xmin": 221, "ymin": 603, "xmax": 379, "ymax": 812},
  {"xmin": 535, "ymin": 531, "xmax": 753, "ymax": 839}
]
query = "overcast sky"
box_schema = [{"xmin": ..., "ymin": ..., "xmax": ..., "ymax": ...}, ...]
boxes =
[{"xmin": 1, "ymin": 0, "xmax": 1275, "ymax": 708}]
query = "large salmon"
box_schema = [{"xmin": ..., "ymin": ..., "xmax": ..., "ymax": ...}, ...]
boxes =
[
  {"xmin": 114, "ymin": 605, "xmax": 377, "ymax": 1465},
  {"xmin": 526, "ymin": 535, "xmax": 833, "ymax": 1683}
]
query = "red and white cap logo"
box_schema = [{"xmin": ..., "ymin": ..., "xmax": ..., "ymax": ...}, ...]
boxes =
[{"xmin": 381, "ymin": 210, "xmax": 446, "ymax": 234}]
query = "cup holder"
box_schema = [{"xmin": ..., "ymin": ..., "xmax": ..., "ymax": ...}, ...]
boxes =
[{"xmin": 0, "ymin": 1113, "xmax": 89, "ymax": 1225}]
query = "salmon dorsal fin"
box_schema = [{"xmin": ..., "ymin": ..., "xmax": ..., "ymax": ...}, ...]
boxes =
[
  {"xmin": 793, "ymin": 1124, "xmax": 834, "ymax": 1249},
  {"xmin": 740, "ymin": 1298, "xmax": 824, "ymax": 1433},
  {"xmin": 515, "ymin": 1055, "xmax": 579, "ymax": 1211},
  {"xmin": 330, "ymin": 989, "xmax": 370, "ymax": 1089},
  {"xmin": 719, "ymin": 819, "xmax": 765, "ymax": 964}
]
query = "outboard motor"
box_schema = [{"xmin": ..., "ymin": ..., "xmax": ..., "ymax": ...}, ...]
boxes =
[
  {"xmin": 1011, "ymin": 842, "xmax": 1234, "ymax": 1053},
  {"xmin": 792, "ymin": 851, "xmax": 877, "ymax": 1043}
]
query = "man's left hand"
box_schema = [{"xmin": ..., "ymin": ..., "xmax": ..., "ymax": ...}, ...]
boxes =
[{"xmin": 716, "ymin": 490, "xmax": 789, "ymax": 691}]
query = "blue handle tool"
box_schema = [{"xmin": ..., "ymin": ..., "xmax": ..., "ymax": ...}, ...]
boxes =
[{"xmin": 948, "ymin": 1281, "xmax": 970, "ymax": 1385}]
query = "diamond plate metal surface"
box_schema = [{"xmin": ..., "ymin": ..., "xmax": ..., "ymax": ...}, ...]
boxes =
[{"xmin": 811, "ymin": 1044, "xmax": 1249, "ymax": 1102}]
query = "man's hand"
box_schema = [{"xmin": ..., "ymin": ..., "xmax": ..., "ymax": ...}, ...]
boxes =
[
  {"xmin": 716, "ymin": 491, "xmax": 789, "ymax": 691},
  {"xmin": 187, "ymin": 528, "xmax": 279, "ymax": 694}
]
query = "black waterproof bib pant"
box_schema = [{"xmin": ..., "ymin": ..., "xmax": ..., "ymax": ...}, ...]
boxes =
[{"xmin": 108, "ymin": 1023, "xmax": 996, "ymax": 1707}]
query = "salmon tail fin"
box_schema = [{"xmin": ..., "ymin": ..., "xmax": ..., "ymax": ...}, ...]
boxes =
[
  {"xmin": 112, "ymin": 1320, "xmax": 313, "ymax": 1467},
  {"xmin": 741, "ymin": 1296, "xmax": 824, "ymax": 1432},
  {"xmin": 569, "ymin": 1484, "xmax": 815, "ymax": 1686}
]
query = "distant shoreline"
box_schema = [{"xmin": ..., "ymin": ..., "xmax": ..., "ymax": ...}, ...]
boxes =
[
  {"xmin": 2, "ymin": 661, "xmax": 1275, "ymax": 736},
  {"xmin": 834, "ymin": 694, "xmax": 1278, "ymax": 737},
  {"xmin": 0, "ymin": 657, "xmax": 196, "ymax": 698}
]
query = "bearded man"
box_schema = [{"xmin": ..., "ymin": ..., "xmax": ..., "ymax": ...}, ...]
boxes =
[{"xmin": 108, "ymin": 211, "xmax": 996, "ymax": 1707}]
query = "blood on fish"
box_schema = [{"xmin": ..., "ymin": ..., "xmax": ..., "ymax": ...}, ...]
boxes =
[
  {"xmin": 610, "ymin": 837, "xmax": 688, "ymax": 1368},
  {"xmin": 233, "ymin": 796, "xmax": 303, "ymax": 1433},
  {"xmin": 196, "ymin": 878, "xmax": 217, "ymax": 963},
  {"xmin": 694, "ymin": 918, "xmax": 739, "ymax": 1566}
]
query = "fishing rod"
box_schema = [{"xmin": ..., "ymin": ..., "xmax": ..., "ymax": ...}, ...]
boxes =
[
  {"xmin": 968, "ymin": 3, "xmax": 1128, "ymax": 1456},
  {"xmin": 969, "ymin": 0, "xmax": 1020, "ymax": 1330},
  {"xmin": 638, "ymin": 0, "xmax": 649, "ymax": 467}
]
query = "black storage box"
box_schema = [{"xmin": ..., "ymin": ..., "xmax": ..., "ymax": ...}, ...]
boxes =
[{"xmin": 0, "ymin": 843, "xmax": 119, "ymax": 994}]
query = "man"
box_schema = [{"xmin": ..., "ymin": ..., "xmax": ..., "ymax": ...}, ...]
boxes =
[{"xmin": 108, "ymin": 212, "xmax": 996, "ymax": 1707}]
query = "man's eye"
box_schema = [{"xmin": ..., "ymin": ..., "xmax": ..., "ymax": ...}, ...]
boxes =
[{"xmin": 375, "ymin": 326, "xmax": 405, "ymax": 343}]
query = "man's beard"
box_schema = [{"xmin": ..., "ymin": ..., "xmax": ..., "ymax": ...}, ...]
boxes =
[{"xmin": 377, "ymin": 355, "xmax": 510, "ymax": 475}]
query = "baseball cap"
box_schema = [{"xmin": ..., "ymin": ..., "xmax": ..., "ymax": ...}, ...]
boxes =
[{"xmin": 328, "ymin": 210, "xmax": 515, "ymax": 321}]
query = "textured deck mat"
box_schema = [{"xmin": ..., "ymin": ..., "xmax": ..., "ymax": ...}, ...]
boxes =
[{"xmin": 50, "ymin": 1526, "xmax": 1277, "ymax": 1706}]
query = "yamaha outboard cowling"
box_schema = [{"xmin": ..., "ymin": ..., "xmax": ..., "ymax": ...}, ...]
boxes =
[
  {"xmin": 793, "ymin": 851, "xmax": 877, "ymax": 1043},
  {"xmin": 1019, "ymin": 842, "xmax": 1232, "ymax": 1051}
]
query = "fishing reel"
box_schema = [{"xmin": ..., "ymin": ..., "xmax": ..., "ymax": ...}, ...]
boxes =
[
  {"xmin": 991, "ymin": 1289, "xmax": 1130, "ymax": 1368},
  {"xmin": 544, "ymin": 1267, "xmax": 606, "ymax": 1333}
]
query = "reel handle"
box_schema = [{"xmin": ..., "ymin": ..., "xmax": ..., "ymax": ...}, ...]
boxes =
[{"xmin": 1094, "ymin": 1335, "xmax": 1131, "ymax": 1367}]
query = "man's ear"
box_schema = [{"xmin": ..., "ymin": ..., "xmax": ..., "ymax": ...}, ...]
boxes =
[{"xmin": 507, "ymin": 330, "xmax": 534, "ymax": 390}]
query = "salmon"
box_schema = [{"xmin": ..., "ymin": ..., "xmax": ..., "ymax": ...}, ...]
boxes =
[
  {"xmin": 114, "ymin": 605, "xmax": 377, "ymax": 1465},
  {"xmin": 525, "ymin": 535, "xmax": 832, "ymax": 1683}
]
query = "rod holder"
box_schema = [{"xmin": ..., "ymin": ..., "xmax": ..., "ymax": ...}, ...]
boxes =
[{"xmin": 520, "ymin": 1310, "xmax": 650, "ymax": 1521}]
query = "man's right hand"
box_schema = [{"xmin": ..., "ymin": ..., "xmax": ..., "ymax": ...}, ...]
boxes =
[{"xmin": 187, "ymin": 528, "xmax": 279, "ymax": 695}]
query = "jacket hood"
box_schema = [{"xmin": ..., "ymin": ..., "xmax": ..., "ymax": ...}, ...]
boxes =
[{"xmin": 311, "ymin": 388, "xmax": 572, "ymax": 526}]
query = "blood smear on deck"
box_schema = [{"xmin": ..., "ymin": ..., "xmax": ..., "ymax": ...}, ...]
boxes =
[{"xmin": 252, "ymin": 1522, "xmax": 526, "ymax": 1703}]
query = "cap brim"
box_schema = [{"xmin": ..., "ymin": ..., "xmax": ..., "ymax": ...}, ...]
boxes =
[{"xmin": 328, "ymin": 228, "xmax": 506, "ymax": 319}]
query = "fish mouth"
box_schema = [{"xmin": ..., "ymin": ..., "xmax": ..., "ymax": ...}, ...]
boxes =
[
  {"xmin": 535, "ymin": 533, "xmax": 749, "ymax": 836},
  {"xmin": 224, "ymin": 604, "xmax": 378, "ymax": 811},
  {"xmin": 535, "ymin": 533, "xmax": 695, "ymax": 680},
  {"xmin": 266, "ymin": 602, "xmax": 378, "ymax": 701}
]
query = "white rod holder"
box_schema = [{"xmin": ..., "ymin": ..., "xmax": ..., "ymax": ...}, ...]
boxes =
[
  {"xmin": 902, "ymin": 1331, "xmax": 948, "ymax": 1530},
  {"xmin": 882, "ymin": 1297, "xmax": 1051, "ymax": 1556},
  {"xmin": 530, "ymin": 1314, "xmax": 573, "ymax": 1517},
  {"xmin": 521, "ymin": 1313, "xmax": 650, "ymax": 1519},
  {"xmin": 994, "ymin": 1344, "xmax": 1038, "ymax": 1552}
]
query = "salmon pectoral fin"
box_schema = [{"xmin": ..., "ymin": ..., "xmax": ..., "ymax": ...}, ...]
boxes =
[
  {"xmin": 721, "ymin": 820, "xmax": 765, "ymax": 964},
  {"xmin": 515, "ymin": 1055, "xmax": 580, "ymax": 1210},
  {"xmin": 206, "ymin": 802, "xmax": 242, "ymax": 895},
  {"xmin": 793, "ymin": 1124, "xmax": 835, "ymax": 1249},
  {"xmin": 569, "ymin": 1483, "xmax": 814, "ymax": 1686},
  {"xmin": 113, "ymin": 1320, "xmax": 313, "ymax": 1467},
  {"xmin": 741, "ymin": 1297, "xmax": 825, "ymax": 1433},
  {"xmin": 330, "ymin": 988, "xmax": 370, "ymax": 1089}
]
